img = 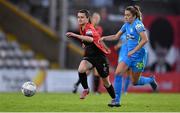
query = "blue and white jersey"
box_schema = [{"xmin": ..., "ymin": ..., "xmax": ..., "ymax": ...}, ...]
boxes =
[
  {"xmin": 118, "ymin": 33, "xmax": 128, "ymax": 62},
  {"xmin": 120, "ymin": 18, "xmax": 146, "ymax": 59}
]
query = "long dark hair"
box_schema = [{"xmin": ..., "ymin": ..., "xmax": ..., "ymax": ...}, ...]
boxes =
[
  {"xmin": 77, "ymin": 9, "xmax": 91, "ymax": 23},
  {"xmin": 125, "ymin": 5, "xmax": 142, "ymax": 21}
]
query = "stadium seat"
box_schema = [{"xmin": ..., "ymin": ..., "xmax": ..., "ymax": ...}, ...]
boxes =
[{"xmin": 0, "ymin": 31, "xmax": 49, "ymax": 69}]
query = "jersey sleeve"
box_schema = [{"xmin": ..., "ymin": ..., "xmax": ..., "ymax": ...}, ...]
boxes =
[
  {"xmin": 120, "ymin": 23, "xmax": 126, "ymax": 33},
  {"xmin": 135, "ymin": 22, "xmax": 145, "ymax": 33}
]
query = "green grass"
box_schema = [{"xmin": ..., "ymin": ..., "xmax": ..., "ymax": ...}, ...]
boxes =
[{"xmin": 0, "ymin": 92, "xmax": 180, "ymax": 112}]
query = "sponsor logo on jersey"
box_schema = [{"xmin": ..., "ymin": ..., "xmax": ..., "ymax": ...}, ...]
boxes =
[
  {"xmin": 86, "ymin": 29, "xmax": 93, "ymax": 36},
  {"xmin": 126, "ymin": 34, "xmax": 135, "ymax": 40}
]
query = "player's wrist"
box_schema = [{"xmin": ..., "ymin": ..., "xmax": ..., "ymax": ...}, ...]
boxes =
[{"xmin": 102, "ymin": 37, "xmax": 105, "ymax": 41}]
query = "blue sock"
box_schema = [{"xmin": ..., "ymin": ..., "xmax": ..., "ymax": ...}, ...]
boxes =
[
  {"xmin": 136, "ymin": 76, "xmax": 153, "ymax": 85},
  {"xmin": 114, "ymin": 75, "xmax": 122, "ymax": 103},
  {"xmin": 124, "ymin": 76, "xmax": 130, "ymax": 93}
]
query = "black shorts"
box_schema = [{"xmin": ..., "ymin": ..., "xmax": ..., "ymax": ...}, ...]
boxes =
[{"xmin": 82, "ymin": 55, "xmax": 109, "ymax": 78}]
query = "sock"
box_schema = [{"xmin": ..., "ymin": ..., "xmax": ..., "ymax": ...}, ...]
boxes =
[
  {"xmin": 104, "ymin": 84, "xmax": 115, "ymax": 99},
  {"xmin": 114, "ymin": 75, "xmax": 122, "ymax": 103},
  {"xmin": 93, "ymin": 76, "xmax": 100, "ymax": 92},
  {"xmin": 75, "ymin": 79, "xmax": 81, "ymax": 86},
  {"xmin": 78, "ymin": 72, "xmax": 88, "ymax": 89},
  {"xmin": 135, "ymin": 76, "xmax": 153, "ymax": 85},
  {"xmin": 124, "ymin": 75, "xmax": 130, "ymax": 93}
]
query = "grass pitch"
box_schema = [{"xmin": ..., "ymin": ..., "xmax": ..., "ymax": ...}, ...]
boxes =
[{"xmin": 0, "ymin": 92, "xmax": 180, "ymax": 112}]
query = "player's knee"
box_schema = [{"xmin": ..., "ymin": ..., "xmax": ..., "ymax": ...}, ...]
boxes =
[
  {"xmin": 102, "ymin": 77, "xmax": 110, "ymax": 87},
  {"xmin": 78, "ymin": 67, "xmax": 87, "ymax": 73}
]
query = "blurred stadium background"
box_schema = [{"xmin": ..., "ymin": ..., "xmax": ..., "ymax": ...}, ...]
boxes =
[{"xmin": 0, "ymin": 0, "xmax": 179, "ymax": 96}]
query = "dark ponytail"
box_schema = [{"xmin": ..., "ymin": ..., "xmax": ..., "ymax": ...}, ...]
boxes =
[
  {"xmin": 134, "ymin": 5, "xmax": 142, "ymax": 21},
  {"xmin": 78, "ymin": 9, "xmax": 91, "ymax": 23},
  {"xmin": 125, "ymin": 5, "xmax": 142, "ymax": 21}
]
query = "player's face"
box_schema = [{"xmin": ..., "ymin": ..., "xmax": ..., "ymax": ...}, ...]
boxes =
[
  {"xmin": 123, "ymin": 16, "xmax": 128, "ymax": 23},
  {"xmin": 124, "ymin": 10, "xmax": 135, "ymax": 23},
  {"xmin": 77, "ymin": 13, "xmax": 89, "ymax": 25}
]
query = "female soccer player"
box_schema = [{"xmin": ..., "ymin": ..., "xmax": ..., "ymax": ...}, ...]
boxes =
[
  {"xmin": 66, "ymin": 9, "xmax": 115, "ymax": 101},
  {"xmin": 100, "ymin": 5, "xmax": 157, "ymax": 107},
  {"xmin": 72, "ymin": 12, "xmax": 104, "ymax": 94},
  {"xmin": 114, "ymin": 33, "xmax": 131, "ymax": 95}
]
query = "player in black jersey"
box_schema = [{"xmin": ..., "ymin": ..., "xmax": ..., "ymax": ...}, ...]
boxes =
[{"xmin": 66, "ymin": 9, "xmax": 115, "ymax": 103}]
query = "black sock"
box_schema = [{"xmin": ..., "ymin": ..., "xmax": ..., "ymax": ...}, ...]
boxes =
[
  {"xmin": 78, "ymin": 72, "xmax": 88, "ymax": 89},
  {"xmin": 93, "ymin": 76, "xmax": 100, "ymax": 92},
  {"xmin": 104, "ymin": 84, "xmax": 115, "ymax": 99},
  {"xmin": 75, "ymin": 79, "xmax": 81, "ymax": 86}
]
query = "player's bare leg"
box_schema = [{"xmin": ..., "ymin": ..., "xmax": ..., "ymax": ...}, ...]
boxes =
[{"xmin": 78, "ymin": 60, "xmax": 93, "ymax": 99}]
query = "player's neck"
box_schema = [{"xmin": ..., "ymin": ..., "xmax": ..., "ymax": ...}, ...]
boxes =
[
  {"xmin": 81, "ymin": 23, "xmax": 88, "ymax": 31},
  {"xmin": 130, "ymin": 20, "xmax": 135, "ymax": 25}
]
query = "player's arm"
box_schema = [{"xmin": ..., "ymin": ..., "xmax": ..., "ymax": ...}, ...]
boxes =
[
  {"xmin": 101, "ymin": 31, "xmax": 122, "ymax": 41},
  {"xmin": 101, "ymin": 41, "xmax": 111, "ymax": 53},
  {"xmin": 66, "ymin": 32, "xmax": 93, "ymax": 42},
  {"xmin": 100, "ymin": 23, "xmax": 126, "ymax": 42},
  {"xmin": 114, "ymin": 40, "xmax": 122, "ymax": 50},
  {"xmin": 128, "ymin": 31, "xmax": 148, "ymax": 56}
]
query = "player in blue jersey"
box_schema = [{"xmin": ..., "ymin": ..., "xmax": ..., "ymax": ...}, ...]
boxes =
[
  {"xmin": 100, "ymin": 5, "xmax": 158, "ymax": 107},
  {"xmin": 114, "ymin": 33, "xmax": 131, "ymax": 95}
]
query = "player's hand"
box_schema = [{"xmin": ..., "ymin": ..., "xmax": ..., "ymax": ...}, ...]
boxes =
[
  {"xmin": 114, "ymin": 45, "xmax": 119, "ymax": 51},
  {"xmin": 82, "ymin": 43, "xmax": 85, "ymax": 48},
  {"xmin": 66, "ymin": 32, "xmax": 76, "ymax": 38},
  {"xmin": 106, "ymin": 48, "xmax": 111, "ymax": 54},
  {"xmin": 98, "ymin": 37, "xmax": 104, "ymax": 43},
  {"xmin": 128, "ymin": 50, "xmax": 135, "ymax": 57}
]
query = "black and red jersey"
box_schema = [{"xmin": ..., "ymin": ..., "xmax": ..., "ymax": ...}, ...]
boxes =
[
  {"xmin": 80, "ymin": 23, "xmax": 110, "ymax": 55},
  {"xmin": 95, "ymin": 25, "xmax": 103, "ymax": 37}
]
